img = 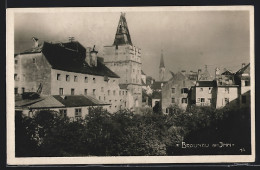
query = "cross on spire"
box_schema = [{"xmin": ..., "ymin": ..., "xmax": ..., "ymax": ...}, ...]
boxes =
[{"xmin": 113, "ymin": 12, "xmax": 133, "ymax": 46}]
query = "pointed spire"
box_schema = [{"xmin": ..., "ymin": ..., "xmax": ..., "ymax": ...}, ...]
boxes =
[
  {"xmin": 160, "ymin": 50, "xmax": 165, "ymax": 68},
  {"xmin": 113, "ymin": 12, "xmax": 133, "ymax": 46}
]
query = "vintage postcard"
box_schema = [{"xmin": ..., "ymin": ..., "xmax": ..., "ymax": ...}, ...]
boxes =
[{"xmin": 6, "ymin": 6, "xmax": 255, "ymax": 165}]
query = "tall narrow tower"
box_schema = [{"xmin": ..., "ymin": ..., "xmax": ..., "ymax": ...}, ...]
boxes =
[
  {"xmin": 103, "ymin": 13, "xmax": 142, "ymax": 109},
  {"xmin": 159, "ymin": 50, "xmax": 166, "ymax": 81}
]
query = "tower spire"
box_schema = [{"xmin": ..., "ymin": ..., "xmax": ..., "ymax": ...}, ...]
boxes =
[
  {"xmin": 113, "ymin": 12, "xmax": 133, "ymax": 46},
  {"xmin": 160, "ymin": 49, "xmax": 165, "ymax": 68}
]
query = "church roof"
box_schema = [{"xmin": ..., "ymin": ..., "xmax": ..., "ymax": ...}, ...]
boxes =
[
  {"xmin": 159, "ymin": 50, "xmax": 165, "ymax": 68},
  {"xmin": 113, "ymin": 13, "xmax": 133, "ymax": 46},
  {"xmin": 236, "ymin": 63, "xmax": 250, "ymax": 75}
]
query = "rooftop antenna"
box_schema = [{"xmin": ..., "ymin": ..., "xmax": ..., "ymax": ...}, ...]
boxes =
[{"xmin": 68, "ymin": 37, "xmax": 75, "ymax": 42}]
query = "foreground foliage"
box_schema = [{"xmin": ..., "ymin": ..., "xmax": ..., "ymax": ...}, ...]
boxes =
[{"xmin": 15, "ymin": 105, "xmax": 251, "ymax": 156}]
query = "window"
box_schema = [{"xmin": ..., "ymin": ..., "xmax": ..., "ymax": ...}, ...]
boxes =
[
  {"xmin": 93, "ymin": 89, "xmax": 96, "ymax": 95},
  {"xmin": 108, "ymin": 90, "xmax": 110, "ymax": 95},
  {"xmin": 109, "ymin": 105, "xmax": 112, "ymax": 109},
  {"xmin": 171, "ymin": 98, "xmax": 175, "ymax": 103},
  {"xmin": 93, "ymin": 77, "xmax": 96, "ymax": 83},
  {"xmin": 122, "ymin": 91, "xmax": 124, "ymax": 95},
  {"xmin": 66, "ymin": 75, "xmax": 70, "ymax": 82},
  {"xmin": 208, "ymin": 98, "xmax": 212, "ymax": 103},
  {"xmin": 101, "ymin": 87, "xmax": 104, "ymax": 92},
  {"xmin": 74, "ymin": 76, "xmax": 78, "ymax": 82},
  {"xmin": 32, "ymin": 58, "xmax": 36, "ymax": 63},
  {"xmin": 133, "ymin": 69, "xmax": 135, "ymax": 73},
  {"xmin": 75, "ymin": 108, "xmax": 82, "ymax": 117},
  {"xmin": 59, "ymin": 88, "xmax": 63, "ymax": 95},
  {"xmin": 104, "ymin": 96, "xmax": 106, "ymax": 101},
  {"xmin": 84, "ymin": 89, "xmax": 88, "ymax": 95},
  {"xmin": 166, "ymin": 108, "xmax": 168, "ymax": 113},
  {"xmin": 119, "ymin": 91, "xmax": 121, "ymax": 95},
  {"xmin": 242, "ymin": 95, "xmax": 246, "ymax": 104},
  {"xmin": 71, "ymin": 88, "xmax": 75, "ymax": 95},
  {"xmin": 113, "ymin": 90, "xmax": 116, "ymax": 95},
  {"xmin": 126, "ymin": 91, "xmax": 127, "ymax": 95},
  {"xmin": 14, "ymin": 74, "xmax": 18, "ymax": 81},
  {"xmin": 182, "ymin": 98, "xmax": 188, "ymax": 104},
  {"xmin": 200, "ymin": 88, "xmax": 203, "ymax": 92},
  {"xmin": 14, "ymin": 88, "xmax": 18, "ymax": 94},
  {"xmin": 59, "ymin": 109, "xmax": 67, "ymax": 117},
  {"xmin": 22, "ymin": 87, "xmax": 25, "ymax": 93},
  {"xmin": 172, "ymin": 88, "xmax": 175, "ymax": 93},
  {"xmin": 181, "ymin": 88, "xmax": 189, "ymax": 94},
  {"xmin": 201, "ymin": 98, "xmax": 205, "ymax": 103},
  {"xmin": 225, "ymin": 98, "xmax": 229, "ymax": 105},
  {"xmin": 245, "ymin": 80, "xmax": 250, "ymax": 86},
  {"xmin": 225, "ymin": 87, "xmax": 229, "ymax": 94},
  {"xmin": 208, "ymin": 87, "xmax": 212, "ymax": 94},
  {"xmin": 197, "ymin": 98, "xmax": 200, "ymax": 102},
  {"xmin": 99, "ymin": 96, "xmax": 101, "ymax": 100},
  {"xmin": 57, "ymin": 74, "xmax": 61, "ymax": 81},
  {"xmin": 113, "ymin": 80, "xmax": 115, "ymax": 83},
  {"xmin": 109, "ymin": 100, "xmax": 112, "ymax": 103},
  {"xmin": 85, "ymin": 77, "xmax": 88, "ymax": 83},
  {"xmin": 15, "ymin": 60, "xmax": 18, "ymax": 64}
]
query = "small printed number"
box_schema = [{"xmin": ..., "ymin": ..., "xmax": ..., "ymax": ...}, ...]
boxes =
[{"xmin": 240, "ymin": 148, "xmax": 245, "ymax": 152}]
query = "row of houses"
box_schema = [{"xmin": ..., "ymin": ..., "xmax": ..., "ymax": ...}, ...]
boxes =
[{"xmin": 161, "ymin": 63, "xmax": 250, "ymax": 114}]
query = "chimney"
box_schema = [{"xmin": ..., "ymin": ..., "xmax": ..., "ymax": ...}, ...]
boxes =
[
  {"xmin": 90, "ymin": 45, "xmax": 98, "ymax": 67},
  {"xmin": 215, "ymin": 67, "xmax": 220, "ymax": 79},
  {"xmin": 181, "ymin": 70, "xmax": 186, "ymax": 74},
  {"xmin": 32, "ymin": 37, "xmax": 39, "ymax": 47},
  {"xmin": 242, "ymin": 63, "xmax": 246, "ymax": 68},
  {"xmin": 85, "ymin": 47, "xmax": 92, "ymax": 66}
]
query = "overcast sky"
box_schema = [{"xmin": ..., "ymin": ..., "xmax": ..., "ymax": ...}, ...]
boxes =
[{"xmin": 14, "ymin": 10, "xmax": 250, "ymax": 80}]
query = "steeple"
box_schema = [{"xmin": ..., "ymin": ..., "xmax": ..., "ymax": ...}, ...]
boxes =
[
  {"xmin": 113, "ymin": 12, "xmax": 133, "ymax": 46},
  {"xmin": 160, "ymin": 50, "xmax": 165, "ymax": 68}
]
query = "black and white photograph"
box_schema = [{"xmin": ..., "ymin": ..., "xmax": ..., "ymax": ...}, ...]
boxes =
[{"xmin": 6, "ymin": 6, "xmax": 255, "ymax": 164}]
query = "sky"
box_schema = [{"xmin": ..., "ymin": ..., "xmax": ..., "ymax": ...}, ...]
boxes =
[{"xmin": 14, "ymin": 10, "xmax": 250, "ymax": 80}]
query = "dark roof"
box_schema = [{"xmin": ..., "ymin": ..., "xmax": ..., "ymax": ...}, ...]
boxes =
[
  {"xmin": 119, "ymin": 84, "xmax": 128, "ymax": 90},
  {"xmin": 40, "ymin": 42, "xmax": 119, "ymax": 78},
  {"xmin": 15, "ymin": 97, "xmax": 44, "ymax": 108},
  {"xmin": 160, "ymin": 51, "xmax": 165, "ymax": 68},
  {"xmin": 113, "ymin": 13, "xmax": 132, "ymax": 46},
  {"xmin": 151, "ymin": 81, "xmax": 166, "ymax": 90},
  {"xmin": 222, "ymin": 70, "xmax": 234, "ymax": 75},
  {"xmin": 53, "ymin": 95, "xmax": 109, "ymax": 107},
  {"xmin": 236, "ymin": 63, "xmax": 250, "ymax": 75},
  {"xmin": 195, "ymin": 81, "xmax": 216, "ymax": 87}
]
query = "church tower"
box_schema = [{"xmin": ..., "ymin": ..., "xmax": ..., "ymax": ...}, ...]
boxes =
[
  {"xmin": 159, "ymin": 50, "xmax": 166, "ymax": 81},
  {"xmin": 103, "ymin": 13, "xmax": 142, "ymax": 109}
]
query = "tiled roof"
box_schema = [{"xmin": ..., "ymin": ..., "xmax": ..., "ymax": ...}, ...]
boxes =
[
  {"xmin": 195, "ymin": 81, "xmax": 216, "ymax": 87},
  {"xmin": 15, "ymin": 97, "xmax": 44, "ymax": 107},
  {"xmin": 53, "ymin": 95, "xmax": 109, "ymax": 107},
  {"xmin": 151, "ymin": 81, "xmax": 166, "ymax": 90},
  {"xmin": 119, "ymin": 84, "xmax": 128, "ymax": 90},
  {"xmin": 236, "ymin": 63, "xmax": 250, "ymax": 75},
  {"xmin": 18, "ymin": 41, "xmax": 120, "ymax": 78},
  {"xmin": 28, "ymin": 96, "xmax": 65, "ymax": 109}
]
